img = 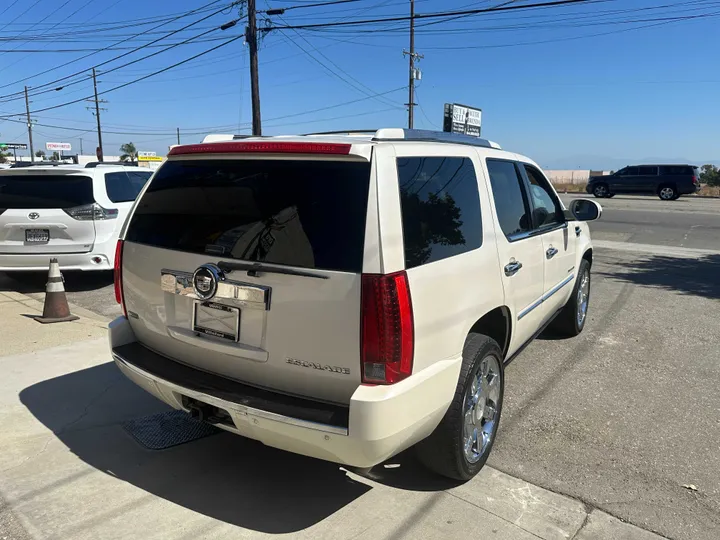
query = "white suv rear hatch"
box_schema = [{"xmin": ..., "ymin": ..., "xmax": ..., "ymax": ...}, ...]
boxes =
[
  {"xmin": 121, "ymin": 148, "xmax": 373, "ymax": 404},
  {"xmin": 0, "ymin": 170, "xmax": 99, "ymax": 254}
]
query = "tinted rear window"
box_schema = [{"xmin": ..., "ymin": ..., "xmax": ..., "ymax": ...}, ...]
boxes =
[
  {"xmin": 397, "ymin": 156, "xmax": 482, "ymax": 268},
  {"xmin": 0, "ymin": 174, "xmax": 94, "ymax": 209},
  {"xmin": 105, "ymin": 171, "xmax": 152, "ymax": 203},
  {"xmin": 660, "ymin": 165, "xmax": 693, "ymax": 175},
  {"xmin": 126, "ymin": 159, "xmax": 371, "ymax": 273}
]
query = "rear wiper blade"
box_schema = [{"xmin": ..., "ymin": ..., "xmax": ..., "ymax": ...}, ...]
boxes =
[{"xmin": 216, "ymin": 260, "xmax": 329, "ymax": 280}]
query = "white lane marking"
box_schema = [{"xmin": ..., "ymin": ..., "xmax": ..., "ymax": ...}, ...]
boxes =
[{"xmin": 592, "ymin": 240, "xmax": 720, "ymax": 258}]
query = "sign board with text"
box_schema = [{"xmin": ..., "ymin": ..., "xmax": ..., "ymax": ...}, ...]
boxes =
[
  {"xmin": 443, "ymin": 103, "xmax": 482, "ymax": 137},
  {"xmin": 138, "ymin": 151, "xmax": 157, "ymax": 157},
  {"xmin": 0, "ymin": 143, "xmax": 28, "ymax": 150},
  {"xmin": 138, "ymin": 155, "xmax": 163, "ymax": 162},
  {"xmin": 46, "ymin": 142, "xmax": 72, "ymax": 151}
]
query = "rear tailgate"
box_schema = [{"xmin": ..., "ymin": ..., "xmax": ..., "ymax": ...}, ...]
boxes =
[
  {"xmin": 0, "ymin": 171, "xmax": 96, "ymax": 254},
  {"xmin": 122, "ymin": 152, "xmax": 373, "ymax": 404}
]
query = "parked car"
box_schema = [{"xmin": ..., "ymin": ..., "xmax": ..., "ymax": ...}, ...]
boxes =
[
  {"xmin": 109, "ymin": 129, "xmax": 601, "ymax": 481},
  {"xmin": 587, "ymin": 164, "xmax": 700, "ymax": 200},
  {"xmin": 0, "ymin": 165, "xmax": 152, "ymax": 271}
]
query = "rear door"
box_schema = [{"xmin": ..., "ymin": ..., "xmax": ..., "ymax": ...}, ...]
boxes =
[
  {"xmin": 122, "ymin": 154, "xmax": 373, "ymax": 404},
  {"xmin": 485, "ymin": 158, "xmax": 545, "ymax": 353},
  {"xmin": 0, "ymin": 170, "xmax": 96, "ymax": 254}
]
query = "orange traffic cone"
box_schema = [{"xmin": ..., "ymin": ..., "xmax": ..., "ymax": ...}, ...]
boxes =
[{"xmin": 34, "ymin": 258, "xmax": 79, "ymax": 324}]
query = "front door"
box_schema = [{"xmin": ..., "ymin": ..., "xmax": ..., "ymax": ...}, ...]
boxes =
[
  {"xmin": 485, "ymin": 159, "xmax": 545, "ymax": 353},
  {"xmin": 609, "ymin": 167, "xmax": 639, "ymax": 193},
  {"xmin": 519, "ymin": 164, "xmax": 577, "ymax": 317}
]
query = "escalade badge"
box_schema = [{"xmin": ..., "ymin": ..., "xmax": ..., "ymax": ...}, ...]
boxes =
[
  {"xmin": 286, "ymin": 358, "xmax": 350, "ymax": 375},
  {"xmin": 192, "ymin": 264, "xmax": 223, "ymax": 300}
]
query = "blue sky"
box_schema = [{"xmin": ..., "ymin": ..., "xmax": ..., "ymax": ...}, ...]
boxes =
[{"xmin": 0, "ymin": 0, "xmax": 718, "ymax": 169}]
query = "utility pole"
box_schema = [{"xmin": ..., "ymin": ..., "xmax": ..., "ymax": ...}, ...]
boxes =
[
  {"xmin": 403, "ymin": 0, "xmax": 423, "ymax": 129},
  {"xmin": 176, "ymin": 127, "xmax": 180, "ymax": 145},
  {"xmin": 24, "ymin": 86, "xmax": 35, "ymax": 162},
  {"xmin": 247, "ymin": 0, "xmax": 262, "ymax": 135},
  {"xmin": 89, "ymin": 68, "xmax": 107, "ymax": 162},
  {"xmin": 79, "ymin": 138, "xmax": 83, "ymax": 154}
]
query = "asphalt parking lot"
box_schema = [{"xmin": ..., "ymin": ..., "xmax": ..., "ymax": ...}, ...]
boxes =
[{"xmin": 1, "ymin": 194, "xmax": 719, "ymax": 540}]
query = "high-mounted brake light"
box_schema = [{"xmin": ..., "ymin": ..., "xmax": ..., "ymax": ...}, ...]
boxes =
[
  {"xmin": 361, "ymin": 271, "xmax": 414, "ymax": 385},
  {"xmin": 114, "ymin": 240, "xmax": 127, "ymax": 318},
  {"xmin": 168, "ymin": 141, "xmax": 352, "ymax": 156}
]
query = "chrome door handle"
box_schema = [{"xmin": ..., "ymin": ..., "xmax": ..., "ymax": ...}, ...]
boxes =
[
  {"xmin": 504, "ymin": 261, "xmax": 523, "ymax": 276},
  {"xmin": 546, "ymin": 247, "xmax": 559, "ymax": 259},
  {"xmin": 575, "ymin": 226, "xmax": 581, "ymax": 237}
]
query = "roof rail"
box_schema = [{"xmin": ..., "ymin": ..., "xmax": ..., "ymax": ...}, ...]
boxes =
[
  {"xmin": 372, "ymin": 129, "xmax": 501, "ymax": 149},
  {"xmin": 9, "ymin": 161, "xmax": 66, "ymax": 168},
  {"xmin": 85, "ymin": 161, "xmax": 138, "ymax": 168}
]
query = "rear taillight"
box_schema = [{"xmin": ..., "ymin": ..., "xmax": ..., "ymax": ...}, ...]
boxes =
[
  {"xmin": 114, "ymin": 240, "xmax": 126, "ymax": 317},
  {"xmin": 692, "ymin": 176, "xmax": 699, "ymax": 185},
  {"xmin": 64, "ymin": 203, "xmax": 118, "ymax": 221},
  {"xmin": 361, "ymin": 271, "xmax": 414, "ymax": 384}
]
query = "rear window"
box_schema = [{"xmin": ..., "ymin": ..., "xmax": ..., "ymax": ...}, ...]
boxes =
[
  {"xmin": 125, "ymin": 159, "xmax": 371, "ymax": 273},
  {"xmin": 397, "ymin": 156, "xmax": 483, "ymax": 268},
  {"xmin": 105, "ymin": 171, "xmax": 152, "ymax": 203},
  {"xmin": 660, "ymin": 165, "xmax": 693, "ymax": 175},
  {"xmin": 0, "ymin": 174, "xmax": 94, "ymax": 209}
]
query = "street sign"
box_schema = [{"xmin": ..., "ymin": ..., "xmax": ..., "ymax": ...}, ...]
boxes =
[
  {"xmin": 46, "ymin": 142, "xmax": 72, "ymax": 151},
  {"xmin": 443, "ymin": 103, "xmax": 482, "ymax": 137},
  {"xmin": 0, "ymin": 143, "xmax": 28, "ymax": 150}
]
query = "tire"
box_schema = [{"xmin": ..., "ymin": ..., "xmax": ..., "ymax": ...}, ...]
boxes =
[
  {"xmin": 416, "ymin": 333, "xmax": 504, "ymax": 481},
  {"xmin": 551, "ymin": 258, "xmax": 591, "ymax": 337},
  {"xmin": 606, "ymin": 193, "xmax": 616, "ymax": 198},
  {"xmin": 592, "ymin": 183, "xmax": 609, "ymax": 198},
  {"xmin": 658, "ymin": 185, "xmax": 677, "ymax": 200}
]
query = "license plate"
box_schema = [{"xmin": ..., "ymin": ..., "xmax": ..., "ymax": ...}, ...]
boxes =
[
  {"xmin": 25, "ymin": 229, "xmax": 50, "ymax": 243},
  {"xmin": 193, "ymin": 301, "xmax": 240, "ymax": 341}
]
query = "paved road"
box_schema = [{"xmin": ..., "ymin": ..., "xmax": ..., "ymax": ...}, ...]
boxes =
[{"xmin": 1, "ymin": 194, "xmax": 719, "ymax": 540}]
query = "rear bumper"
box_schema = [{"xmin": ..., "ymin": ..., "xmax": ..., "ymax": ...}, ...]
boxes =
[
  {"xmin": 109, "ymin": 317, "xmax": 461, "ymax": 468},
  {"xmin": 0, "ymin": 246, "xmax": 114, "ymax": 271}
]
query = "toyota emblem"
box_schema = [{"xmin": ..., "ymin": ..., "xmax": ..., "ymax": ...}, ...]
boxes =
[
  {"xmin": 28, "ymin": 212, "xmax": 40, "ymax": 220},
  {"xmin": 192, "ymin": 264, "xmax": 223, "ymax": 300}
]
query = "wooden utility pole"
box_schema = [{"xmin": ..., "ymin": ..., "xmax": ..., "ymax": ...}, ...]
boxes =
[
  {"xmin": 91, "ymin": 68, "xmax": 105, "ymax": 162},
  {"xmin": 176, "ymin": 127, "xmax": 180, "ymax": 145},
  {"xmin": 404, "ymin": 0, "xmax": 423, "ymax": 129},
  {"xmin": 247, "ymin": 0, "xmax": 262, "ymax": 135},
  {"xmin": 24, "ymin": 86, "xmax": 35, "ymax": 162}
]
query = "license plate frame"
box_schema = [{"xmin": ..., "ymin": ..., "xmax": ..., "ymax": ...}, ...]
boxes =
[
  {"xmin": 25, "ymin": 229, "xmax": 50, "ymax": 244},
  {"xmin": 192, "ymin": 301, "xmax": 240, "ymax": 342}
]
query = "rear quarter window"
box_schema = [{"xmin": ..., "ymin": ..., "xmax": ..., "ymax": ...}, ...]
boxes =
[
  {"xmin": 0, "ymin": 174, "xmax": 94, "ymax": 209},
  {"xmin": 125, "ymin": 159, "xmax": 371, "ymax": 273},
  {"xmin": 105, "ymin": 171, "xmax": 152, "ymax": 203},
  {"xmin": 397, "ymin": 156, "xmax": 482, "ymax": 268}
]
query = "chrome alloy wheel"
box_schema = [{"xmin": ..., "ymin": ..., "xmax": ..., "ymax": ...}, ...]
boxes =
[
  {"xmin": 593, "ymin": 185, "xmax": 607, "ymax": 197},
  {"xmin": 659, "ymin": 187, "xmax": 675, "ymax": 200},
  {"xmin": 462, "ymin": 355, "xmax": 501, "ymax": 464},
  {"xmin": 577, "ymin": 269, "xmax": 590, "ymax": 327}
]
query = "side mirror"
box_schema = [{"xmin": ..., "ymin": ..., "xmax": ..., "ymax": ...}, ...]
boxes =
[{"xmin": 568, "ymin": 199, "xmax": 602, "ymax": 222}]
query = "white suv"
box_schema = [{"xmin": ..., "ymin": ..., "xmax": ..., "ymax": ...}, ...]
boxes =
[
  {"xmin": 0, "ymin": 164, "xmax": 152, "ymax": 271},
  {"xmin": 109, "ymin": 129, "xmax": 600, "ymax": 480}
]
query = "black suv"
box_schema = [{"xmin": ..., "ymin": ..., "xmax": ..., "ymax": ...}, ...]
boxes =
[{"xmin": 587, "ymin": 165, "xmax": 700, "ymax": 200}]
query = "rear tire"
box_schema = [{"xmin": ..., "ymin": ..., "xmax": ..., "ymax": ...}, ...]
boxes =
[
  {"xmin": 416, "ymin": 333, "xmax": 504, "ymax": 482},
  {"xmin": 550, "ymin": 258, "xmax": 591, "ymax": 337},
  {"xmin": 658, "ymin": 185, "xmax": 677, "ymax": 200}
]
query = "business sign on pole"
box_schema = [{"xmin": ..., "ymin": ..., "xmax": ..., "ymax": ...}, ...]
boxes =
[
  {"xmin": 138, "ymin": 151, "xmax": 156, "ymax": 158},
  {"xmin": 443, "ymin": 103, "xmax": 482, "ymax": 137},
  {"xmin": 138, "ymin": 155, "xmax": 163, "ymax": 162},
  {"xmin": 0, "ymin": 143, "xmax": 28, "ymax": 150},
  {"xmin": 46, "ymin": 142, "xmax": 72, "ymax": 151}
]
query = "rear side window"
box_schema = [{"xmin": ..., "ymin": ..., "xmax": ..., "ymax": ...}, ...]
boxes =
[
  {"xmin": 0, "ymin": 174, "xmax": 93, "ymax": 209},
  {"xmin": 126, "ymin": 159, "xmax": 370, "ymax": 273},
  {"xmin": 486, "ymin": 159, "xmax": 531, "ymax": 239},
  {"xmin": 105, "ymin": 171, "xmax": 152, "ymax": 203},
  {"xmin": 661, "ymin": 166, "xmax": 693, "ymax": 175},
  {"xmin": 397, "ymin": 156, "xmax": 482, "ymax": 268},
  {"xmin": 638, "ymin": 166, "xmax": 658, "ymax": 176}
]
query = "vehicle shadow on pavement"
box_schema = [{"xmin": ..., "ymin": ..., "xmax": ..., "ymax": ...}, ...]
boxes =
[
  {"xmin": 598, "ymin": 254, "xmax": 720, "ymax": 300},
  {"xmin": 0, "ymin": 270, "xmax": 114, "ymax": 293},
  {"xmin": 19, "ymin": 362, "xmax": 372, "ymax": 533}
]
